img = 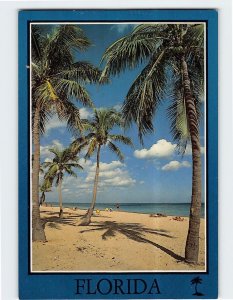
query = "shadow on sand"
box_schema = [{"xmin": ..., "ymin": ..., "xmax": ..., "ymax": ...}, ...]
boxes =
[
  {"xmin": 80, "ymin": 221, "xmax": 184, "ymax": 262},
  {"xmin": 41, "ymin": 212, "xmax": 184, "ymax": 262},
  {"xmin": 42, "ymin": 212, "xmax": 111, "ymax": 229}
]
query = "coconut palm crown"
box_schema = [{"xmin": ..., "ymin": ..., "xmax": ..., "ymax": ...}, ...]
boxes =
[
  {"xmin": 101, "ymin": 24, "xmax": 204, "ymax": 263},
  {"xmin": 71, "ymin": 108, "xmax": 133, "ymax": 225}
]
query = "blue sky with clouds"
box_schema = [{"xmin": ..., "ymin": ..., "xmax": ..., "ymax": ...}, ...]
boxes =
[{"xmin": 38, "ymin": 23, "xmax": 205, "ymax": 204}]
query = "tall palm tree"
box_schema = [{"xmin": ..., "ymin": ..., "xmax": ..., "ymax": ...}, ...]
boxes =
[
  {"xmin": 71, "ymin": 108, "xmax": 133, "ymax": 225},
  {"xmin": 31, "ymin": 25, "xmax": 103, "ymax": 241},
  {"xmin": 43, "ymin": 147, "xmax": 83, "ymax": 218},
  {"xmin": 101, "ymin": 24, "xmax": 204, "ymax": 263}
]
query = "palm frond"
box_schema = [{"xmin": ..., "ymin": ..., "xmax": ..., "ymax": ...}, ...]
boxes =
[
  {"xmin": 107, "ymin": 141, "xmax": 124, "ymax": 162},
  {"xmin": 42, "ymin": 161, "xmax": 53, "ymax": 169},
  {"xmin": 55, "ymin": 78, "xmax": 93, "ymax": 107},
  {"xmin": 122, "ymin": 49, "xmax": 167, "ymax": 143},
  {"xmin": 55, "ymin": 100, "xmax": 83, "ymax": 134},
  {"xmin": 66, "ymin": 163, "xmax": 83, "ymax": 169},
  {"xmin": 108, "ymin": 134, "xmax": 133, "ymax": 147},
  {"xmin": 63, "ymin": 166, "xmax": 78, "ymax": 178},
  {"xmin": 44, "ymin": 164, "xmax": 59, "ymax": 179},
  {"xmin": 167, "ymin": 73, "xmax": 190, "ymax": 154},
  {"xmin": 45, "ymin": 25, "xmax": 91, "ymax": 74},
  {"xmin": 48, "ymin": 147, "xmax": 63, "ymax": 160},
  {"xmin": 101, "ymin": 28, "xmax": 158, "ymax": 80},
  {"xmin": 81, "ymin": 119, "xmax": 96, "ymax": 132},
  {"xmin": 40, "ymin": 177, "xmax": 53, "ymax": 192},
  {"xmin": 56, "ymin": 61, "xmax": 104, "ymax": 84},
  {"xmin": 184, "ymin": 24, "xmax": 204, "ymax": 49},
  {"xmin": 84, "ymin": 138, "xmax": 97, "ymax": 160},
  {"xmin": 31, "ymin": 25, "xmax": 45, "ymax": 62},
  {"xmin": 32, "ymin": 104, "xmax": 53, "ymax": 135},
  {"xmin": 55, "ymin": 172, "xmax": 64, "ymax": 187},
  {"xmin": 33, "ymin": 81, "xmax": 58, "ymax": 107}
]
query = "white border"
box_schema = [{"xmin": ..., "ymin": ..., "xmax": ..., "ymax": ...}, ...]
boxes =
[
  {"xmin": 29, "ymin": 21, "xmax": 207, "ymax": 274},
  {"xmin": 0, "ymin": 1, "xmax": 232, "ymax": 299}
]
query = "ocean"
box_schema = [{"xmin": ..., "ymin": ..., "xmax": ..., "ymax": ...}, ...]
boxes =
[{"xmin": 47, "ymin": 202, "xmax": 205, "ymax": 218}]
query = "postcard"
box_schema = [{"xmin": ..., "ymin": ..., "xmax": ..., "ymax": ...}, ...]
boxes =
[{"xmin": 18, "ymin": 9, "xmax": 218, "ymax": 299}]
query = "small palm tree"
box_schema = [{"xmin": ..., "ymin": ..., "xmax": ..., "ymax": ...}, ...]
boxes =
[
  {"xmin": 191, "ymin": 276, "xmax": 203, "ymax": 296},
  {"xmin": 31, "ymin": 25, "xmax": 103, "ymax": 241},
  {"xmin": 43, "ymin": 147, "xmax": 83, "ymax": 218},
  {"xmin": 101, "ymin": 24, "xmax": 204, "ymax": 263},
  {"xmin": 71, "ymin": 108, "xmax": 133, "ymax": 225}
]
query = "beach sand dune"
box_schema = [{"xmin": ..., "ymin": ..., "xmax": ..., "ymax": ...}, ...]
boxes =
[{"xmin": 32, "ymin": 207, "xmax": 205, "ymax": 272}]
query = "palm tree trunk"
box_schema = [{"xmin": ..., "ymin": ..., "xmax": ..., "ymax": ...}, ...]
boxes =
[
  {"xmin": 32, "ymin": 104, "xmax": 46, "ymax": 242},
  {"xmin": 79, "ymin": 145, "xmax": 101, "ymax": 226},
  {"xmin": 58, "ymin": 175, "xmax": 63, "ymax": 218},
  {"xmin": 195, "ymin": 283, "xmax": 198, "ymax": 295},
  {"xmin": 181, "ymin": 56, "xmax": 202, "ymax": 263},
  {"xmin": 39, "ymin": 192, "xmax": 45, "ymax": 206}
]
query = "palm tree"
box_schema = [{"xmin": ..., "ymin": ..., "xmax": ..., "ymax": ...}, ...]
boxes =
[
  {"xmin": 71, "ymin": 108, "xmax": 133, "ymax": 225},
  {"xmin": 191, "ymin": 276, "xmax": 203, "ymax": 296},
  {"xmin": 31, "ymin": 25, "xmax": 103, "ymax": 241},
  {"xmin": 43, "ymin": 147, "xmax": 83, "ymax": 218},
  {"xmin": 39, "ymin": 178, "xmax": 52, "ymax": 206},
  {"xmin": 101, "ymin": 24, "xmax": 204, "ymax": 263}
]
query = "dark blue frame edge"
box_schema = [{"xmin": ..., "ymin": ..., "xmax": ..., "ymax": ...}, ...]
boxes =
[{"xmin": 18, "ymin": 9, "xmax": 218, "ymax": 300}]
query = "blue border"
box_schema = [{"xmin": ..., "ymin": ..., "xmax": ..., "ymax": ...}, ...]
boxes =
[{"xmin": 18, "ymin": 9, "xmax": 218, "ymax": 299}]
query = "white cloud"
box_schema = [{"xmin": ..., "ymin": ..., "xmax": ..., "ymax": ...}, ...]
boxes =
[
  {"xmin": 134, "ymin": 139, "xmax": 176, "ymax": 159},
  {"xmin": 44, "ymin": 108, "xmax": 93, "ymax": 134},
  {"xmin": 62, "ymin": 159, "xmax": 136, "ymax": 193},
  {"xmin": 90, "ymin": 160, "xmax": 124, "ymax": 172},
  {"xmin": 113, "ymin": 104, "xmax": 122, "ymax": 111},
  {"xmin": 45, "ymin": 115, "xmax": 66, "ymax": 132},
  {"xmin": 40, "ymin": 140, "xmax": 64, "ymax": 157},
  {"xmin": 44, "ymin": 157, "xmax": 52, "ymax": 163},
  {"xmin": 161, "ymin": 160, "xmax": 191, "ymax": 171},
  {"xmin": 79, "ymin": 107, "xmax": 93, "ymax": 119},
  {"xmin": 79, "ymin": 158, "xmax": 93, "ymax": 167},
  {"xmin": 134, "ymin": 139, "xmax": 205, "ymax": 159},
  {"xmin": 102, "ymin": 176, "xmax": 136, "ymax": 187},
  {"xmin": 85, "ymin": 161, "xmax": 135, "ymax": 187},
  {"xmin": 184, "ymin": 144, "xmax": 205, "ymax": 155},
  {"xmin": 110, "ymin": 24, "xmax": 137, "ymax": 33},
  {"xmin": 52, "ymin": 139, "xmax": 63, "ymax": 148}
]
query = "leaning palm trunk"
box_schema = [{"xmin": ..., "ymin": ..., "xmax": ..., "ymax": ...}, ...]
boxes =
[
  {"xmin": 39, "ymin": 192, "xmax": 45, "ymax": 206},
  {"xmin": 182, "ymin": 57, "xmax": 202, "ymax": 263},
  {"xmin": 32, "ymin": 105, "xmax": 46, "ymax": 242},
  {"xmin": 80, "ymin": 145, "xmax": 101, "ymax": 225},
  {"xmin": 58, "ymin": 176, "xmax": 63, "ymax": 218}
]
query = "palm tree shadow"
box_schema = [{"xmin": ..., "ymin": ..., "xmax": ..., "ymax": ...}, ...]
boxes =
[
  {"xmin": 42, "ymin": 215, "xmax": 79, "ymax": 228},
  {"xmin": 80, "ymin": 221, "xmax": 184, "ymax": 262},
  {"xmin": 41, "ymin": 214, "xmax": 111, "ymax": 229}
]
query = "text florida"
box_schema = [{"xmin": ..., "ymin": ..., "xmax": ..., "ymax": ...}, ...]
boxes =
[{"xmin": 75, "ymin": 278, "xmax": 161, "ymax": 295}]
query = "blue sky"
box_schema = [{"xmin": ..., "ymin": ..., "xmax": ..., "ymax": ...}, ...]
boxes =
[{"xmin": 38, "ymin": 23, "xmax": 205, "ymax": 204}]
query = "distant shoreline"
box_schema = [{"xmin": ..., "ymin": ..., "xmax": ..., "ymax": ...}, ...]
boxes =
[{"xmin": 42, "ymin": 202, "xmax": 205, "ymax": 218}]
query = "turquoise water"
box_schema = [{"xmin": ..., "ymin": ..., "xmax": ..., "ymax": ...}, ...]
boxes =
[{"xmin": 48, "ymin": 202, "xmax": 205, "ymax": 218}]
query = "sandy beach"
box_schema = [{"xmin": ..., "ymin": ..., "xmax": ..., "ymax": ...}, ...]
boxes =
[{"xmin": 32, "ymin": 206, "xmax": 205, "ymax": 272}]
